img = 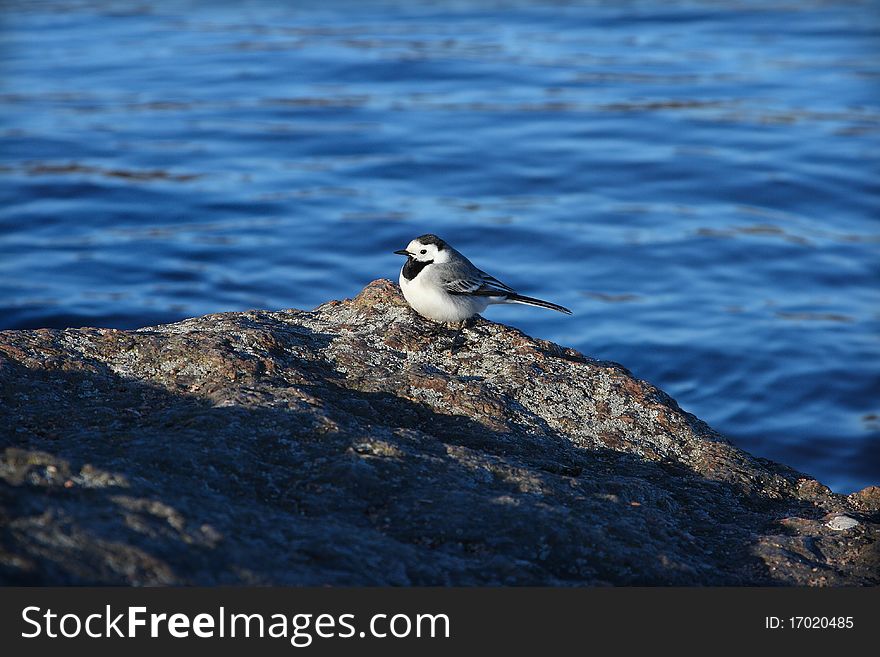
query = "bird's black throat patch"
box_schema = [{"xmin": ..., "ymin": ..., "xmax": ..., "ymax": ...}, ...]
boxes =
[{"xmin": 402, "ymin": 257, "xmax": 433, "ymax": 281}]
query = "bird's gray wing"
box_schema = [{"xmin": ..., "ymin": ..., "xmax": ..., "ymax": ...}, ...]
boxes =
[
  {"xmin": 440, "ymin": 266, "xmax": 516, "ymax": 297},
  {"xmin": 476, "ymin": 269, "xmax": 515, "ymax": 293}
]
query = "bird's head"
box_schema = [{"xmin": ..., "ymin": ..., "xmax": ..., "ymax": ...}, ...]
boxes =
[{"xmin": 394, "ymin": 234, "xmax": 451, "ymax": 264}]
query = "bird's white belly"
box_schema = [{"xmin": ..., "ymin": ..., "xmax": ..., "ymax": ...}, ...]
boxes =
[{"xmin": 400, "ymin": 269, "xmax": 489, "ymax": 323}]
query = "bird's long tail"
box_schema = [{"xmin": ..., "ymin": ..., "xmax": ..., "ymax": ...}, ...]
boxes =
[{"xmin": 506, "ymin": 293, "xmax": 572, "ymax": 315}]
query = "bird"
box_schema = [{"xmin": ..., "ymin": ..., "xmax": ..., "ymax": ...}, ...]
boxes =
[{"xmin": 393, "ymin": 234, "xmax": 571, "ymax": 338}]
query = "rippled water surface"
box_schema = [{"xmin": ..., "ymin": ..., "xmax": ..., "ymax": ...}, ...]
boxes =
[{"xmin": 1, "ymin": 0, "xmax": 878, "ymax": 492}]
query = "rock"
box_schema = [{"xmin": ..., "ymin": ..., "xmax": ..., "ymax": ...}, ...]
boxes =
[
  {"xmin": 825, "ymin": 515, "xmax": 860, "ymax": 531},
  {"xmin": 0, "ymin": 279, "xmax": 877, "ymax": 585}
]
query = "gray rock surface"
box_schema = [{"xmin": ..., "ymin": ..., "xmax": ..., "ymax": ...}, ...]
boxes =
[{"xmin": 1, "ymin": 279, "xmax": 877, "ymax": 585}]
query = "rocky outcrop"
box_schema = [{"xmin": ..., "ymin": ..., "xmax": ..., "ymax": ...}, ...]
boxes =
[{"xmin": 1, "ymin": 279, "xmax": 877, "ymax": 585}]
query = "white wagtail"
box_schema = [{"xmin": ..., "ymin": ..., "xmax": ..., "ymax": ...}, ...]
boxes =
[{"xmin": 393, "ymin": 235, "xmax": 571, "ymax": 334}]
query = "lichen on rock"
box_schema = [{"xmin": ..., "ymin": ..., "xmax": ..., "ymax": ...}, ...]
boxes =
[{"xmin": 0, "ymin": 279, "xmax": 877, "ymax": 585}]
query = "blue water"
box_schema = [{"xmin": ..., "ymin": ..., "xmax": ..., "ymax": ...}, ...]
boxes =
[{"xmin": 1, "ymin": 0, "xmax": 878, "ymax": 493}]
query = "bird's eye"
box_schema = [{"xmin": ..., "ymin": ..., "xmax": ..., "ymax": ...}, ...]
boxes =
[{"xmin": 420, "ymin": 249, "xmax": 427, "ymax": 255}]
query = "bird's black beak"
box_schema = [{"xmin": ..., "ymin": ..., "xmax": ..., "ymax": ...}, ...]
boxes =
[{"xmin": 393, "ymin": 249, "xmax": 411, "ymax": 256}]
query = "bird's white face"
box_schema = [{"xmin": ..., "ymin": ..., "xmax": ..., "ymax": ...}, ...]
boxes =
[{"xmin": 399, "ymin": 238, "xmax": 450, "ymax": 263}]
